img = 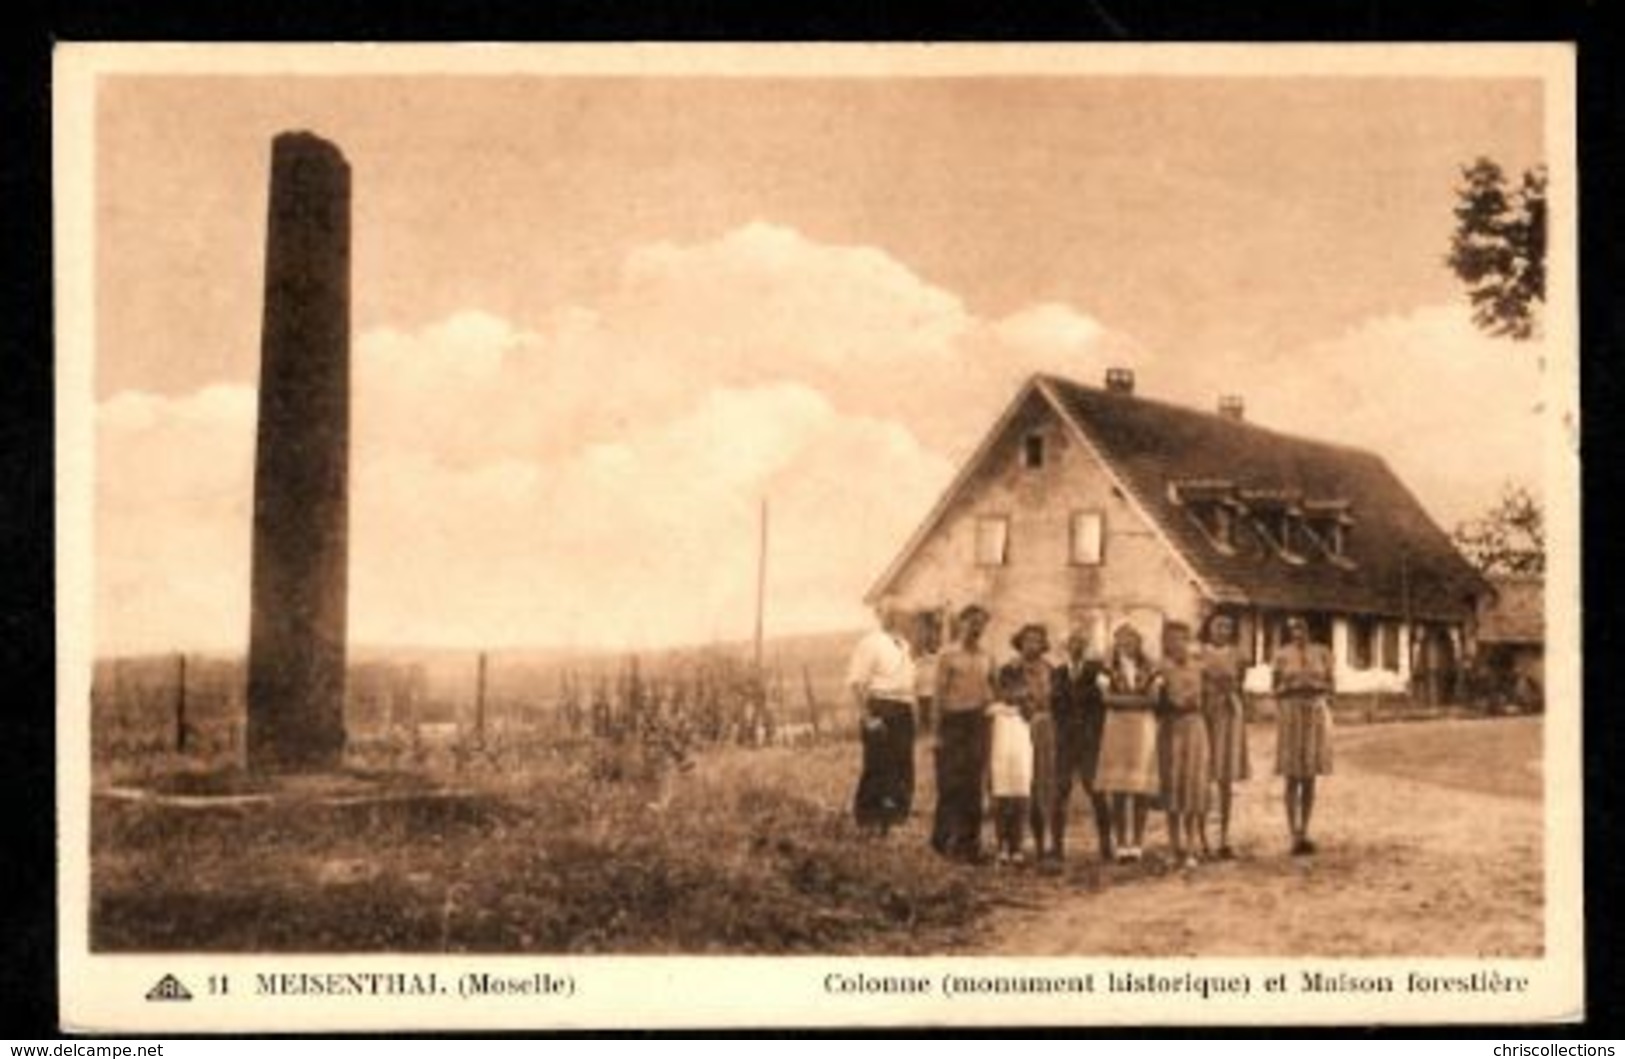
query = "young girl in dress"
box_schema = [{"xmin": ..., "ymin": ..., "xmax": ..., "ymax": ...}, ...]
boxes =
[
  {"xmin": 1005, "ymin": 624, "xmax": 1058, "ymax": 867},
  {"xmin": 987, "ymin": 666, "xmax": 1035, "ymax": 866}
]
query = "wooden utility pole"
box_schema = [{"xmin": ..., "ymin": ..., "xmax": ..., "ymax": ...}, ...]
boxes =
[{"xmin": 753, "ymin": 497, "xmax": 769, "ymax": 674}]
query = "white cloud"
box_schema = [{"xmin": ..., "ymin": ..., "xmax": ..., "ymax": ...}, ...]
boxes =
[
  {"xmin": 96, "ymin": 223, "xmax": 1534, "ymax": 653},
  {"xmin": 95, "ymin": 384, "xmax": 257, "ymax": 653},
  {"xmin": 992, "ymin": 301, "xmax": 1106, "ymax": 357},
  {"xmin": 95, "ymin": 220, "xmax": 1007, "ymax": 651},
  {"xmin": 1233, "ymin": 303, "xmax": 1545, "ymax": 528},
  {"xmin": 345, "ymin": 380, "xmax": 952, "ymax": 649}
]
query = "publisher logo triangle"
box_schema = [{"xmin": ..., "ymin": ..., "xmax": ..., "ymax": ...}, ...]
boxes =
[{"xmin": 146, "ymin": 974, "xmax": 193, "ymax": 1002}]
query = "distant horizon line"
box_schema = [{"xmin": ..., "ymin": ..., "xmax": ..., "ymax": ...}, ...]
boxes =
[{"xmin": 91, "ymin": 624, "xmax": 873, "ymax": 663}]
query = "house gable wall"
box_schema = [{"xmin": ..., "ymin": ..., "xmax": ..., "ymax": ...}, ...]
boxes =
[{"xmin": 884, "ymin": 393, "xmax": 1205, "ymax": 658}]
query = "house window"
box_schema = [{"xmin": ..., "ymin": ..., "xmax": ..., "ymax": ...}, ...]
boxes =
[
  {"xmin": 1349, "ymin": 616, "xmax": 1377, "ymax": 671},
  {"xmin": 1326, "ymin": 521, "xmax": 1346, "ymax": 557},
  {"xmin": 1281, "ymin": 514, "xmax": 1302, "ymax": 555},
  {"xmin": 1301, "ymin": 501, "xmax": 1354, "ymax": 565},
  {"xmin": 1309, "ymin": 613, "xmax": 1333, "ymax": 644},
  {"xmin": 1305, "ymin": 516, "xmax": 1351, "ymax": 562},
  {"xmin": 1070, "ymin": 510, "xmax": 1104, "ymax": 566},
  {"xmin": 1022, "ymin": 432, "xmax": 1045, "ymax": 469},
  {"xmin": 975, "ymin": 515, "xmax": 1010, "ymax": 567},
  {"xmin": 1380, "ymin": 621, "xmax": 1401, "ymax": 672},
  {"xmin": 1250, "ymin": 509, "xmax": 1307, "ymax": 565},
  {"xmin": 1190, "ymin": 502, "xmax": 1237, "ymax": 552}
]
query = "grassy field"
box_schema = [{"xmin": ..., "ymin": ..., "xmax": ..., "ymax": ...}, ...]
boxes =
[
  {"xmin": 93, "ymin": 741, "xmax": 997, "ymax": 954},
  {"xmin": 91, "ymin": 716, "xmax": 1544, "ymax": 956}
]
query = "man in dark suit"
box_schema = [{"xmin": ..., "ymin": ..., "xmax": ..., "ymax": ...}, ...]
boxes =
[{"xmin": 1053, "ymin": 627, "xmax": 1114, "ymax": 863}]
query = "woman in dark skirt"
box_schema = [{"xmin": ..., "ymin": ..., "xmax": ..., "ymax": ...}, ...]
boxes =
[
  {"xmin": 929, "ymin": 604, "xmax": 995, "ymax": 860},
  {"xmin": 846, "ymin": 604, "xmax": 918, "ymax": 836}
]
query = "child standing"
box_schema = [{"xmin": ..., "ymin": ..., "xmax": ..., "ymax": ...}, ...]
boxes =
[
  {"xmin": 987, "ymin": 666, "xmax": 1035, "ymax": 866},
  {"xmin": 1004, "ymin": 624, "xmax": 1058, "ymax": 867}
]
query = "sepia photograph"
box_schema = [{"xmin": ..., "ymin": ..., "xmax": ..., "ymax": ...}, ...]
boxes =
[{"xmin": 54, "ymin": 44, "xmax": 1580, "ymax": 1029}]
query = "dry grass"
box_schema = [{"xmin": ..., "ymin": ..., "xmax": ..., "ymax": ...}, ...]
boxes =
[
  {"xmin": 91, "ymin": 717, "xmax": 1545, "ymax": 957},
  {"xmin": 93, "ymin": 742, "xmax": 999, "ymax": 954}
]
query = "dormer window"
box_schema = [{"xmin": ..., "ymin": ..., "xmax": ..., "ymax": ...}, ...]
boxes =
[
  {"xmin": 1239, "ymin": 489, "xmax": 1308, "ymax": 566},
  {"xmin": 1170, "ymin": 478, "xmax": 1241, "ymax": 555},
  {"xmin": 1022, "ymin": 432, "xmax": 1046, "ymax": 469},
  {"xmin": 1325, "ymin": 521, "xmax": 1346, "ymax": 556},
  {"xmin": 1204, "ymin": 503, "xmax": 1237, "ymax": 551},
  {"xmin": 1301, "ymin": 498, "xmax": 1357, "ymax": 568},
  {"xmin": 1279, "ymin": 512, "xmax": 1302, "ymax": 554}
]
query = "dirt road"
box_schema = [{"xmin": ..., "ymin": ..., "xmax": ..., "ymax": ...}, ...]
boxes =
[{"xmin": 972, "ymin": 717, "xmax": 1544, "ymax": 957}]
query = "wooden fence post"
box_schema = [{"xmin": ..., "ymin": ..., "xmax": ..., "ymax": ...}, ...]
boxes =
[
  {"xmin": 474, "ymin": 651, "xmax": 488, "ymax": 749},
  {"xmin": 802, "ymin": 664, "xmax": 820, "ymax": 735},
  {"xmin": 175, "ymin": 652, "xmax": 189, "ymax": 754}
]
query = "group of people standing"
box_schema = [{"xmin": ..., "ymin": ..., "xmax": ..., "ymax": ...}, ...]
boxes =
[{"xmin": 845, "ymin": 605, "xmax": 1335, "ymax": 870}]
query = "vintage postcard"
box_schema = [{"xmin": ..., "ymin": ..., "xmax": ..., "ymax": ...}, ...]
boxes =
[{"xmin": 55, "ymin": 43, "xmax": 1581, "ymax": 1030}]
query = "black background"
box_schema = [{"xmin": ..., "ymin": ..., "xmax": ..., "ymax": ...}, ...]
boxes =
[{"xmin": 1, "ymin": 0, "xmax": 1619, "ymax": 1039}]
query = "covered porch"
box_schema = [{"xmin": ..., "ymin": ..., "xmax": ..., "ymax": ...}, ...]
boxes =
[{"xmin": 1227, "ymin": 607, "xmax": 1468, "ymax": 704}]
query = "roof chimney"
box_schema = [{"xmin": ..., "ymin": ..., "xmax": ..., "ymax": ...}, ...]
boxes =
[
  {"xmin": 1218, "ymin": 394, "xmax": 1245, "ymax": 421},
  {"xmin": 1104, "ymin": 367, "xmax": 1135, "ymax": 395}
]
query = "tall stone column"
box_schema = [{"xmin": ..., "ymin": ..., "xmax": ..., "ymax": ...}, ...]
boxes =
[{"xmin": 246, "ymin": 131, "xmax": 351, "ymax": 772}]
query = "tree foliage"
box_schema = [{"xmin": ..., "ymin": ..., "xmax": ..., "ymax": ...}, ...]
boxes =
[
  {"xmin": 1446, "ymin": 157, "xmax": 1547, "ymax": 341},
  {"xmin": 1452, "ymin": 482, "xmax": 1545, "ymax": 576}
]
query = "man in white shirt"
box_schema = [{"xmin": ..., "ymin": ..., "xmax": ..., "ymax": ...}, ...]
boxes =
[{"xmin": 846, "ymin": 604, "xmax": 918, "ymax": 835}]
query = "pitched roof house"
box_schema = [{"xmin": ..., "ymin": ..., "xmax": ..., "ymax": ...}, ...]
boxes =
[
  {"xmin": 1475, "ymin": 574, "xmax": 1544, "ymax": 704},
  {"xmin": 1477, "ymin": 575, "xmax": 1544, "ymax": 647},
  {"xmin": 867, "ymin": 370, "xmax": 1490, "ymax": 697}
]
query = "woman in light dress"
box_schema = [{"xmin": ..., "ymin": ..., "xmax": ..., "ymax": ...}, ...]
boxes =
[
  {"xmin": 1200, "ymin": 612, "xmax": 1251, "ymax": 859},
  {"xmin": 1093, "ymin": 623, "xmax": 1161, "ymax": 863},
  {"xmin": 986, "ymin": 665, "xmax": 1036, "ymax": 866},
  {"xmin": 1271, "ymin": 615, "xmax": 1335, "ymax": 855},
  {"xmin": 1003, "ymin": 623, "xmax": 1059, "ymax": 866},
  {"xmin": 1156, "ymin": 621, "xmax": 1210, "ymax": 870}
]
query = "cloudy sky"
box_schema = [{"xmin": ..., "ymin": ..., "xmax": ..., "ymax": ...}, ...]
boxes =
[{"xmin": 90, "ymin": 68, "xmax": 1551, "ymax": 654}]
